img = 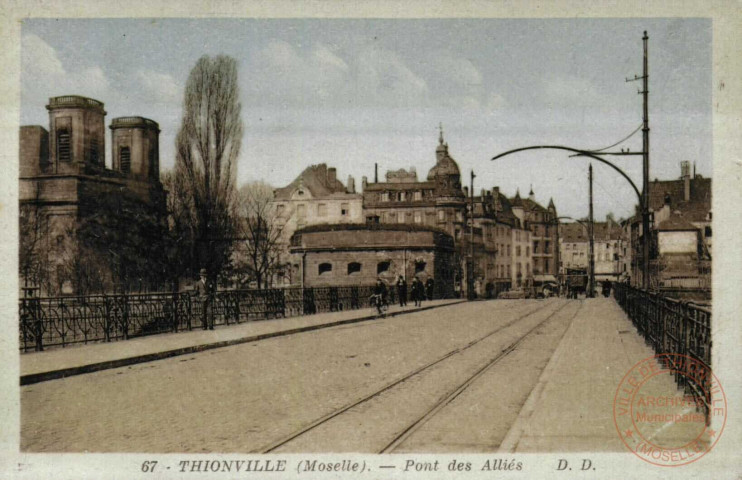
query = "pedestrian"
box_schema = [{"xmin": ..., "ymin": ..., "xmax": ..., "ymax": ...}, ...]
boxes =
[
  {"xmin": 193, "ymin": 268, "xmax": 214, "ymax": 330},
  {"xmin": 426, "ymin": 278, "xmax": 434, "ymax": 300},
  {"xmin": 396, "ymin": 275, "xmax": 407, "ymax": 307},
  {"xmin": 373, "ymin": 277, "xmax": 388, "ymax": 315},
  {"xmin": 412, "ymin": 277, "xmax": 423, "ymax": 307}
]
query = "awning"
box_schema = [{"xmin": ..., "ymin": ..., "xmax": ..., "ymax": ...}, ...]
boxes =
[{"xmin": 533, "ymin": 274, "xmax": 558, "ymax": 284}]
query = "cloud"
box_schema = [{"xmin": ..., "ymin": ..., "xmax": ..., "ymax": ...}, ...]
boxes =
[
  {"xmin": 22, "ymin": 33, "xmax": 111, "ymax": 101},
  {"xmin": 135, "ymin": 69, "xmax": 183, "ymax": 105},
  {"xmin": 356, "ymin": 46, "xmax": 428, "ymax": 105},
  {"xmin": 22, "ymin": 33, "xmax": 65, "ymax": 77},
  {"xmin": 249, "ymin": 39, "xmax": 352, "ymax": 103}
]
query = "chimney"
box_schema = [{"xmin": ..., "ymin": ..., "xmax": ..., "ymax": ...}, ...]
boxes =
[
  {"xmin": 328, "ymin": 167, "xmax": 337, "ymax": 186},
  {"xmin": 362, "ymin": 176, "xmax": 368, "ymax": 190},
  {"xmin": 374, "ymin": 163, "xmax": 378, "ymax": 183},
  {"xmin": 347, "ymin": 175, "xmax": 355, "ymax": 193}
]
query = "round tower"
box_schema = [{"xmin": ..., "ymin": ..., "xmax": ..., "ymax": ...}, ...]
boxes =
[
  {"xmin": 46, "ymin": 95, "xmax": 106, "ymax": 173},
  {"xmin": 109, "ymin": 117, "xmax": 161, "ymax": 182}
]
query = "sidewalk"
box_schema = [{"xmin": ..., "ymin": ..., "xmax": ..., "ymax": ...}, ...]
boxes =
[
  {"xmin": 500, "ymin": 297, "xmax": 708, "ymax": 453},
  {"xmin": 21, "ymin": 299, "xmax": 463, "ymax": 385}
]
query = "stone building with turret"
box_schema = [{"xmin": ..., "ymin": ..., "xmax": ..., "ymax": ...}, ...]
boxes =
[{"xmin": 19, "ymin": 95, "xmax": 168, "ymax": 295}]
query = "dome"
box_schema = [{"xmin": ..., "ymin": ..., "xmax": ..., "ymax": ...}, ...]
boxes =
[{"xmin": 427, "ymin": 154, "xmax": 461, "ymax": 180}]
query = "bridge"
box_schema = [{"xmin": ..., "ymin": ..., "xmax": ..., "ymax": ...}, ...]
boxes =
[{"xmin": 21, "ymin": 290, "xmax": 715, "ymax": 458}]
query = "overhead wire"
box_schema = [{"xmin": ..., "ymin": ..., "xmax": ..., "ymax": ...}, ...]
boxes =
[{"xmin": 589, "ymin": 123, "xmax": 643, "ymax": 152}]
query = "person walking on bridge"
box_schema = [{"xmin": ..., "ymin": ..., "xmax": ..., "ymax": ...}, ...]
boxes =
[
  {"xmin": 396, "ymin": 275, "xmax": 408, "ymax": 307},
  {"xmin": 193, "ymin": 268, "xmax": 214, "ymax": 330}
]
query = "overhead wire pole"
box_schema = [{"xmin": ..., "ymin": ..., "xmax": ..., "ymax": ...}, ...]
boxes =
[
  {"xmin": 491, "ymin": 31, "xmax": 651, "ymax": 290},
  {"xmin": 468, "ymin": 170, "xmax": 476, "ymax": 300},
  {"xmin": 588, "ymin": 164, "xmax": 595, "ymax": 298},
  {"xmin": 627, "ymin": 31, "xmax": 651, "ymax": 290}
]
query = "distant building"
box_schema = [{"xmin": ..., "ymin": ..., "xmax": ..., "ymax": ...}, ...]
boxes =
[
  {"xmin": 271, "ymin": 164, "xmax": 363, "ymax": 285},
  {"xmin": 19, "ymin": 95, "xmax": 167, "ymax": 295},
  {"xmin": 629, "ymin": 162, "xmax": 711, "ymax": 291},
  {"xmin": 511, "ymin": 188, "xmax": 559, "ymax": 284},
  {"xmin": 289, "ymin": 224, "xmax": 455, "ymax": 298},
  {"xmin": 560, "ymin": 220, "xmax": 623, "ymax": 282}
]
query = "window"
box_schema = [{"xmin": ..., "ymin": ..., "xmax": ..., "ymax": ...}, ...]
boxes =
[
  {"xmin": 544, "ymin": 262, "xmax": 550, "ymax": 273},
  {"xmin": 415, "ymin": 261, "xmax": 426, "ymax": 274},
  {"xmin": 414, "ymin": 211, "xmax": 422, "ymax": 224},
  {"xmin": 276, "ymin": 204, "xmax": 286, "ymax": 216},
  {"xmin": 456, "ymin": 211, "xmax": 463, "ymax": 222},
  {"xmin": 387, "ymin": 212, "xmax": 397, "ymax": 223},
  {"xmin": 318, "ymin": 263, "xmax": 332, "ymax": 275},
  {"xmin": 90, "ymin": 136, "xmax": 100, "ymax": 165},
  {"xmin": 119, "ymin": 146, "xmax": 131, "ymax": 173},
  {"xmin": 347, "ymin": 262, "xmax": 361, "ymax": 275},
  {"xmin": 57, "ymin": 128, "xmax": 71, "ymax": 162},
  {"xmin": 341, "ymin": 203, "xmax": 349, "ymax": 216},
  {"xmin": 297, "ymin": 204, "xmax": 306, "ymax": 219},
  {"xmin": 545, "ymin": 241, "xmax": 550, "ymax": 254},
  {"xmin": 705, "ymin": 226, "xmax": 712, "ymax": 237},
  {"xmin": 438, "ymin": 210, "xmax": 445, "ymax": 221},
  {"xmin": 414, "ymin": 191, "xmax": 422, "ymax": 201},
  {"xmin": 317, "ymin": 203, "xmax": 327, "ymax": 217},
  {"xmin": 516, "ymin": 246, "xmax": 521, "ymax": 257},
  {"xmin": 534, "ymin": 240, "xmax": 539, "ymax": 253},
  {"xmin": 507, "ymin": 245, "xmax": 511, "ymax": 256},
  {"xmin": 377, "ymin": 261, "xmax": 390, "ymax": 274},
  {"xmin": 381, "ymin": 192, "xmax": 390, "ymax": 202},
  {"xmin": 398, "ymin": 212, "xmax": 406, "ymax": 224},
  {"xmin": 398, "ymin": 192, "xmax": 406, "ymax": 201},
  {"xmin": 507, "ymin": 265, "xmax": 511, "ymax": 277},
  {"xmin": 526, "ymin": 246, "xmax": 530, "ymax": 256}
]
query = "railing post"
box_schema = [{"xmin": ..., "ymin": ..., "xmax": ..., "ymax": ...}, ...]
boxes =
[
  {"xmin": 103, "ymin": 293, "xmax": 111, "ymax": 343},
  {"xmin": 172, "ymin": 292, "xmax": 179, "ymax": 333}
]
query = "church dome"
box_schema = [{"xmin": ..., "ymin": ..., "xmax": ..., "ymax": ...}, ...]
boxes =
[{"xmin": 427, "ymin": 124, "xmax": 461, "ymax": 180}]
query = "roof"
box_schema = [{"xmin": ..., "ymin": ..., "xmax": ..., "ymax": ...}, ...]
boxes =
[
  {"xmin": 274, "ymin": 164, "xmax": 349, "ymax": 200},
  {"xmin": 657, "ymin": 214, "xmax": 699, "ymax": 232},
  {"xmin": 648, "ymin": 176, "xmax": 711, "ymax": 223},
  {"xmin": 560, "ymin": 221, "xmax": 622, "ymax": 243}
]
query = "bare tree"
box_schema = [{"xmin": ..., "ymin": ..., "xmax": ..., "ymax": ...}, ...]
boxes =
[
  {"xmin": 19, "ymin": 184, "xmax": 49, "ymax": 292},
  {"xmin": 171, "ymin": 55, "xmax": 243, "ymax": 283},
  {"xmin": 231, "ymin": 182, "xmax": 286, "ymax": 289}
]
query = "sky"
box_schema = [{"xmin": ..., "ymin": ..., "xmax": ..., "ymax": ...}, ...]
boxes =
[{"xmin": 21, "ymin": 18, "xmax": 711, "ymax": 221}]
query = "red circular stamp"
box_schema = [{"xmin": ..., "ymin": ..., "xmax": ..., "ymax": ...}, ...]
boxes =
[{"xmin": 613, "ymin": 354, "xmax": 726, "ymax": 467}]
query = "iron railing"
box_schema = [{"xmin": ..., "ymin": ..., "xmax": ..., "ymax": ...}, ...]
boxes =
[
  {"xmin": 19, "ymin": 285, "xmax": 435, "ymax": 352},
  {"xmin": 613, "ymin": 282, "xmax": 712, "ymax": 417}
]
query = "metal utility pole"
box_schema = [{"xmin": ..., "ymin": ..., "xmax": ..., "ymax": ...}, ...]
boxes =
[
  {"xmin": 588, "ymin": 164, "xmax": 595, "ymax": 298},
  {"xmin": 468, "ymin": 170, "xmax": 476, "ymax": 300},
  {"xmin": 641, "ymin": 31, "xmax": 651, "ymax": 290}
]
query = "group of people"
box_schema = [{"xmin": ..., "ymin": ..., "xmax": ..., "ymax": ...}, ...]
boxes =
[
  {"xmin": 373, "ymin": 275, "xmax": 434, "ymax": 314},
  {"xmin": 395, "ymin": 275, "xmax": 427, "ymax": 307}
]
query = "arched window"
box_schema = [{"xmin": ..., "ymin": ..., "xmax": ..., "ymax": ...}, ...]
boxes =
[
  {"xmin": 120, "ymin": 146, "xmax": 131, "ymax": 173},
  {"xmin": 377, "ymin": 261, "xmax": 390, "ymax": 275},
  {"xmin": 318, "ymin": 263, "xmax": 332, "ymax": 275},
  {"xmin": 347, "ymin": 262, "xmax": 361, "ymax": 275},
  {"xmin": 57, "ymin": 128, "xmax": 71, "ymax": 162}
]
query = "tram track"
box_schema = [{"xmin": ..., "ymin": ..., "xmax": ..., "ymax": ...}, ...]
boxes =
[
  {"xmin": 255, "ymin": 299, "xmax": 570, "ymax": 453},
  {"xmin": 380, "ymin": 300, "xmax": 583, "ymax": 453}
]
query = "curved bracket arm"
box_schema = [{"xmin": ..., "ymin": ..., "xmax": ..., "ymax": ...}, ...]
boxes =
[{"xmin": 491, "ymin": 146, "xmax": 642, "ymax": 205}]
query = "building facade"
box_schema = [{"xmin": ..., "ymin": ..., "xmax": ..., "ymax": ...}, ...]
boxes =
[
  {"xmin": 289, "ymin": 224, "xmax": 455, "ymax": 298},
  {"xmin": 629, "ymin": 162, "xmax": 711, "ymax": 291},
  {"xmin": 559, "ymin": 220, "xmax": 623, "ymax": 282},
  {"xmin": 271, "ymin": 164, "xmax": 363, "ymax": 285},
  {"xmin": 510, "ymin": 188, "xmax": 558, "ymax": 283},
  {"xmin": 19, "ymin": 95, "xmax": 167, "ymax": 295}
]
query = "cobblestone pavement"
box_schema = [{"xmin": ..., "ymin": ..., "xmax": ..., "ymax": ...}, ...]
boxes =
[{"xmin": 22, "ymin": 298, "xmax": 700, "ymax": 454}]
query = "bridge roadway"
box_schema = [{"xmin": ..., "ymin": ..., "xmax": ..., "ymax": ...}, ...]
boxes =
[{"xmin": 21, "ymin": 298, "xmax": 703, "ymax": 453}]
